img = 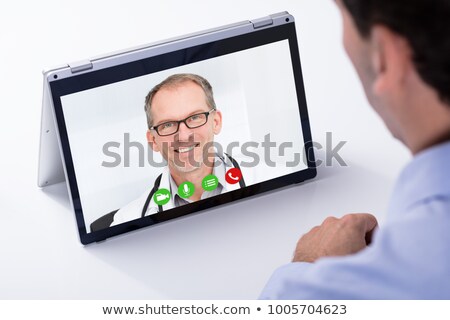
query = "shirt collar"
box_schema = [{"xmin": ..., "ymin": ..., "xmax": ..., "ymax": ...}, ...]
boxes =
[
  {"xmin": 168, "ymin": 153, "xmax": 232, "ymax": 204},
  {"xmin": 215, "ymin": 152, "xmax": 234, "ymax": 190},
  {"xmin": 388, "ymin": 140, "xmax": 450, "ymax": 220}
]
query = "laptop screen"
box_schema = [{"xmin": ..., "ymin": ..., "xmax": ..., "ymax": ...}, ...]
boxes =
[{"xmin": 49, "ymin": 19, "xmax": 315, "ymax": 243}]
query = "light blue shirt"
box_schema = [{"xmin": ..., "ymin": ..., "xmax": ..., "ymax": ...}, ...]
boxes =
[{"xmin": 260, "ymin": 141, "xmax": 450, "ymax": 299}]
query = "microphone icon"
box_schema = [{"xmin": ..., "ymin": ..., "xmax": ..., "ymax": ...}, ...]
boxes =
[{"xmin": 178, "ymin": 181, "xmax": 194, "ymax": 199}]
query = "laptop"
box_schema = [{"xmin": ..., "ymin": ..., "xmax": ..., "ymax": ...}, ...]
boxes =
[{"xmin": 38, "ymin": 11, "xmax": 316, "ymax": 244}]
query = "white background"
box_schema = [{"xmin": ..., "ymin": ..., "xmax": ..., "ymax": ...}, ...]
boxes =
[{"xmin": 0, "ymin": 0, "xmax": 410, "ymax": 299}]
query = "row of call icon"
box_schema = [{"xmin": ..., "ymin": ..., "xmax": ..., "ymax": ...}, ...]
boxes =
[{"xmin": 153, "ymin": 168, "xmax": 242, "ymax": 205}]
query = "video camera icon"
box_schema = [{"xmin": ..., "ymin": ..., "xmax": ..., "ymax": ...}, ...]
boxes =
[
  {"xmin": 156, "ymin": 193, "xmax": 169, "ymax": 202},
  {"xmin": 153, "ymin": 188, "xmax": 171, "ymax": 205}
]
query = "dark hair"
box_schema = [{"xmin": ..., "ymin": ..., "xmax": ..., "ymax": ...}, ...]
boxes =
[{"xmin": 342, "ymin": 0, "xmax": 450, "ymax": 105}]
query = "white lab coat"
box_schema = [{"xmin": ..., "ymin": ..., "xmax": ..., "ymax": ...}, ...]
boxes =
[{"xmin": 111, "ymin": 154, "xmax": 251, "ymax": 226}]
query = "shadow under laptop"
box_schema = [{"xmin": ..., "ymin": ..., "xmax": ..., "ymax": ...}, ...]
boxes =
[{"xmin": 83, "ymin": 159, "xmax": 394, "ymax": 299}]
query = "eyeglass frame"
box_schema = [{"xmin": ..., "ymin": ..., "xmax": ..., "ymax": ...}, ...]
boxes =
[{"xmin": 149, "ymin": 108, "xmax": 217, "ymax": 136}]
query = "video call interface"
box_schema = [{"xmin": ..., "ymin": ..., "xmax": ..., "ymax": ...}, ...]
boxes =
[{"xmin": 60, "ymin": 39, "xmax": 308, "ymax": 232}]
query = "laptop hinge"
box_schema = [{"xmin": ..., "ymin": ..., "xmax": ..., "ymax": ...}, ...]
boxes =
[
  {"xmin": 250, "ymin": 16, "xmax": 273, "ymax": 29},
  {"xmin": 68, "ymin": 60, "xmax": 93, "ymax": 74}
]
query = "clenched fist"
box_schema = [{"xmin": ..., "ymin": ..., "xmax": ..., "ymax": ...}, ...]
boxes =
[{"xmin": 293, "ymin": 213, "xmax": 378, "ymax": 263}]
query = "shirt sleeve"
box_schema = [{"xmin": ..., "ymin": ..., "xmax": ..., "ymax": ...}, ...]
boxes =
[
  {"xmin": 259, "ymin": 199, "xmax": 450, "ymax": 299},
  {"xmin": 259, "ymin": 243, "xmax": 410, "ymax": 299},
  {"xmin": 258, "ymin": 250, "xmax": 389, "ymax": 299}
]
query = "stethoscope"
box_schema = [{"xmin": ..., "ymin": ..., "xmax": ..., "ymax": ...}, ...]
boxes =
[{"xmin": 141, "ymin": 153, "xmax": 245, "ymax": 217}]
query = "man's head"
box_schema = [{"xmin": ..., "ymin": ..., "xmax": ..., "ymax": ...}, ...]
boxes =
[
  {"xmin": 336, "ymin": 0, "xmax": 450, "ymax": 153},
  {"xmin": 145, "ymin": 74, "xmax": 222, "ymax": 174}
]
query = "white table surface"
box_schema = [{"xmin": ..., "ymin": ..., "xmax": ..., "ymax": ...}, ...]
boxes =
[{"xmin": 0, "ymin": 0, "xmax": 410, "ymax": 299}]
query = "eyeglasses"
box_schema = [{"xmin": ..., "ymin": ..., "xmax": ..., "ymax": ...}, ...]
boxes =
[{"xmin": 150, "ymin": 108, "xmax": 216, "ymax": 136}]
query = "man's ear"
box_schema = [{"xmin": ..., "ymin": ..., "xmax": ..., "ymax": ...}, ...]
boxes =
[
  {"xmin": 146, "ymin": 129, "xmax": 159, "ymax": 152},
  {"xmin": 371, "ymin": 25, "xmax": 412, "ymax": 96},
  {"xmin": 213, "ymin": 109, "xmax": 223, "ymax": 135}
]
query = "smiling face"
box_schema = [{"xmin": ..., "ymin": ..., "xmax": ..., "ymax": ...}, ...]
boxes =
[{"xmin": 146, "ymin": 80, "xmax": 222, "ymax": 174}]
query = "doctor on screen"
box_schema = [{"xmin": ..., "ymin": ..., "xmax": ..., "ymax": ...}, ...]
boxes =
[{"xmin": 110, "ymin": 73, "xmax": 246, "ymax": 226}]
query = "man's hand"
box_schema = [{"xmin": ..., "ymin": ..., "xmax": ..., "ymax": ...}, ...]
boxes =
[{"xmin": 293, "ymin": 213, "xmax": 378, "ymax": 263}]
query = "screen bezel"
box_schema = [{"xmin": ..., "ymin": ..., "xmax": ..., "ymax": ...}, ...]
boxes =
[{"xmin": 50, "ymin": 22, "xmax": 316, "ymax": 244}]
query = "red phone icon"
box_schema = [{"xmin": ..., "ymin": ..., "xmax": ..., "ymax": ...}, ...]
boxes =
[{"xmin": 225, "ymin": 168, "xmax": 242, "ymax": 184}]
